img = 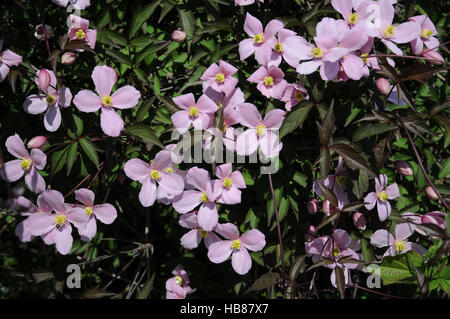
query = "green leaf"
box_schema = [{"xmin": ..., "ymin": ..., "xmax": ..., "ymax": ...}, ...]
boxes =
[
  {"xmin": 97, "ymin": 29, "xmax": 128, "ymax": 47},
  {"xmin": 67, "ymin": 114, "xmax": 84, "ymax": 139},
  {"xmin": 124, "ymin": 125, "xmax": 164, "ymax": 149},
  {"xmin": 318, "ymin": 100, "xmax": 335, "ymax": 145},
  {"xmin": 244, "ymin": 272, "xmax": 280, "ymax": 294},
  {"xmin": 51, "ymin": 146, "xmax": 69, "ymax": 176},
  {"xmin": 136, "ymin": 41, "xmax": 170, "ymax": 64},
  {"xmin": 129, "ymin": 0, "xmax": 162, "ymax": 39},
  {"xmin": 104, "ymin": 48, "xmax": 133, "ymax": 66},
  {"xmin": 178, "ymin": 9, "xmax": 195, "ymax": 52},
  {"xmin": 289, "ymin": 255, "xmax": 307, "ymax": 281},
  {"xmin": 66, "ymin": 142, "xmax": 79, "ymax": 176},
  {"xmin": 79, "ymin": 137, "xmax": 100, "ymax": 169},
  {"xmin": 353, "ymin": 122, "xmax": 397, "ymax": 142},
  {"xmin": 279, "ymin": 102, "xmax": 313, "ymax": 139},
  {"xmin": 329, "ymin": 143, "xmax": 375, "ymax": 176},
  {"xmin": 379, "ymin": 251, "xmax": 422, "ymax": 285}
]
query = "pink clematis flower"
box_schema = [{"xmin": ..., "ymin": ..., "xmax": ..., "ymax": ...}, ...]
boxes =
[
  {"xmin": 235, "ymin": 0, "xmax": 263, "ymax": 6},
  {"xmin": 207, "ymin": 223, "xmax": 266, "ymax": 275},
  {"xmin": 171, "ymin": 93, "xmax": 218, "ymax": 134},
  {"xmin": 166, "ymin": 265, "xmax": 196, "ymax": 299},
  {"xmin": 26, "ymin": 190, "xmax": 89, "ymax": 255},
  {"xmin": 23, "ymin": 69, "xmax": 72, "ymax": 132},
  {"xmin": 124, "ymin": 150, "xmax": 185, "ymax": 207},
  {"xmin": 268, "ymin": 28, "xmax": 298, "ymax": 67},
  {"xmin": 364, "ymin": 174, "xmax": 400, "ymax": 222},
  {"xmin": 280, "ymin": 82, "xmax": 309, "ymax": 112},
  {"xmin": 239, "ymin": 13, "xmax": 284, "ymax": 65},
  {"xmin": 72, "ymin": 188, "xmax": 117, "ymax": 241},
  {"xmin": 409, "ymin": 15, "xmax": 439, "ymax": 55},
  {"xmin": 201, "ymin": 60, "xmax": 238, "ymax": 95},
  {"xmin": 52, "ymin": 0, "xmax": 91, "ymax": 10},
  {"xmin": 213, "ymin": 163, "xmax": 246, "ymax": 205},
  {"xmin": 370, "ymin": 223, "xmax": 426, "ymax": 257},
  {"xmin": 0, "ymin": 43, "xmax": 22, "ymax": 82},
  {"xmin": 68, "ymin": 15, "xmax": 97, "ymax": 50},
  {"xmin": 247, "ymin": 65, "xmax": 288, "ymax": 99},
  {"xmin": 358, "ymin": 0, "xmax": 420, "ymax": 56},
  {"xmin": 235, "ymin": 103, "xmax": 285, "ymax": 158},
  {"xmin": 337, "ymin": 27, "xmax": 369, "ymax": 80},
  {"xmin": 172, "ymin": 167, "xmax": 221, "ymax": 232},
  {"xmin": 305, "ymin": 229, "xmax": 360, "ymax": 287},
  {"xmin": 179, "ymin": 212, "xmax": 221, "ymax": 249},
  {"xmin": 73, "ymin": 65, "xmax": 141, "ymax": 137},
  {"xmin": 1, "ymin": 134, "xmax": 46, "ymax": 193},
  {"xmin": 331, "ymin": 0, "xmax": 367, "ymax": 28},
  {"xmin": 283, "ymin": 18, "xmax": 348, "ymax": 80}
]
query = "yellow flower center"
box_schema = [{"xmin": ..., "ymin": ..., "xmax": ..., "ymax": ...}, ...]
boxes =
[
  {"xmin": 189, "ymin": 106, "xmax": 199, "ymax": 117},
  {"xmin": 383, "ymin": 25, "xmax": 395, "ymax": 38},
  {"xmin": 150, "ymin": 169, "xmax": 160, "ymax": 180},
  {"xmin": 294, "ymin": 90, "xmax": 305, "ymax": 102},
  {"xmin": 198, "ymin": 228, "xmax": 209, "ymax": 238},
  {"xmin": 231, "ymin": 239, "xmax": 241, "ymax": 250},
  {"xmin": 54, "ymin": 214, "xmax": 67, "ymax": 227},
  {"xmin": 75, "ymin": 29, "xmax": 86, "ymax": 40},
  {"xmin": 377, "ymin": 190, "xmax": 389, "ymax": 202},
  {"xmin": 333, "ymin": 246, "xmax": 341, "ymax": 257},
  {"xmin": 348, "ymin": 13, "xmax": 359, "ymax": 25},
  {"xmin": 360, "ymin": 53, "xmax": 369, "ymax": 64},
  {"xmin": 275, "ymin": 42, "xmax": 283, "ymax": 52},
  {"xmin": 420, "ymin": 28, "xmax": 433, "ymax": 39},
  {"xmin": 85, "ymin": 206, "xmax": 93, "ymax": 216},
  {"xmin": 216, "ymin": 102, "xmax": 223, "ymax": 108},
  {"xmin": 264, "ymin": 76, "xmax": 274, "ymax": 86},
  {"xmin": 216, "ymin": 73, "xmax": 225, "ymax": 83},
  {"xmin": 21, "ymin": 158, "xmax": 32, "ymax": 170},
  {"xmin": 335, "ymin": 175, "xmax": 346, "ymax": 188},
  {"xmin": 200, "ymin": 192, "xmax": 209, "ymax": 202},
  {"xmin": 102, "ymin": 95, "xmax": 113, "ymax": 107},
  {"xmin": 175, "ymin": 275, "xmax": 183, "ymax": 286},
  {"xmin": 46, "ymin": 94, "xmax": 57, "ymax": 105},
  {"xmin": 256, "ymin": 124, "xmax": 266, "ymax": 137},
  {"xmin": 222, "ymin": 177, "xmax": 233, "ymax": 189},
  {"xmin": 395, "ymin": 241, "xmax": 406, "ymax": 252},
  {"xmin": 254, "ymin": 33, "xmax": 264, "ymax": 44},
  {"xmin": 165, "ymin": 167, "xmax": 173, "ymax": 173},
  {"xmin": 312, "ymin": 47, "xmax": 324, "ymax": 59}
]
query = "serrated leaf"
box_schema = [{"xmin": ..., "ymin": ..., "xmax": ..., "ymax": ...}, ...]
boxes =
[{"xmin": 279, "ymin": 102, "xmax": 313, "ymax": 139}]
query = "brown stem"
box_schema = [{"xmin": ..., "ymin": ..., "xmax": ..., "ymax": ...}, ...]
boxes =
[
  {"xmin": 268, "ymin": 173, "xmax": 285, "ymax": 274},
  {"xmin": 395, "ymin": 116, "xmax": 450, "ymax": 211}
]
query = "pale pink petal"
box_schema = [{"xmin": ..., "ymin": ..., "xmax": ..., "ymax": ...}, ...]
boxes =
[
  {"xmin": 395, "ymin": 222, "xmax": 414, "ymax": 241},
  {"xmin": 92, "ymin": 65, "xmax": 116, "ymax": 97},
  {"xmin": 5, "ymin": 134, "xmax": 28, "ymax": 158},
  {"xmin": 178, "ymin": 212, "xmax": 199, "ymax": 229},
  {"xmin": 197, "ymin": 202, "xmax": 218, "ymax": 232},
  {"xmin": 219, "ymin": 186, "xmax": 242, "ymax": 205},
  {"xmin": 247, "ymin": 67, "xmax": 268, "ymax": 84},
  {"xmin": 215, "ymin": 163, "xmax": 232, "ymax": 179},
  {"xmin": 30, "ymin": 149, "xmax": 47, "ymax": 170},
  {"xmin": 231, "ymin": 247, "xmax": 252, "ymax": 275},
  {"xmin": 244, "ymin": 12, "xmax": 263, "ymax": 37},
  {"xmin": 110, "ymin": 86, "xmax": 140, "ymax": 109},
  {"xmin": 139, "ymin": 178, "xmax": 157, "ymax": 207},
  {"xmin": 172, "ymin": 190, "xmax": 203, "ymax": 214},
  {"xmin": 385, "ymin": 183, "xmax": 400, "ymax": 199},
  {"xmin": 159, "ymin": 171, "xmax": 184, "ymax": 196},
  {"xmin": 370, "ymin": 229, "xmax": 394, "ymax": 248},
  {"xmin": 24, "ymin": 168, "xmax": 46, "ymax": 193},
  {"xmin": 27, "ymin": 213, "xmax": 55, "ymax": 236},
  {"xmin": 236, "ymin": 103, "xmax": 262, "ymax": 128},
  {"xmin": 263, "ymin": 109, "xmax": 285, "ymax": 129},
  {"xmin": 239, "ymin": 39, "xmax": 257, "ymax": 61},
  {"xmin": 78, "ymin": 216, "xmax": 97, "ymax": 241},
  {"xmin": 171, "ymin": 109, "xmax": 192, "ymax": 134},
  {"xmin": 297, "ymin": 60, "xmax": 322, "ymax": 75},
  {"xmin": 186, "ymin": 167, "xmax": 210, "ymax": 191},
  {"xmin": 391, "ymin": 22, "xmax": 421, "ymax": 44},
  {"xmin": 235, "ymin": 129, "xmax": 258, "ymax": 156},
  {"xmin": 172, "ymin": 93, "xmax": 195, "ymax": 110},
  {"xmin": 54, "ymin": 223, "xmax": 73, "ymax": 255},
  {"xmin": 259, "ymin": 131, "xmax": 282, "ymax": 158},
  {"xmin": 75, "ymin": 188, "xmax": 95, "ymax": 206},
  {"xmin": 230, "ymin": 171, "xmax": 246, "ymax": 189},
  {"xmin": 124, "ymin": 158, "xmax": 150, "ymax": 182},
  {"xmin": 44, "ymin": 106, "xmax": 61, "ymax": 132},
  {"xmin": 364, "ymin": 192, "xmax": 377, "ymax": 210},
  {"xmin": 73, "ymin": 90, "xmax": 102, "ymax": 112},
  {"xmin": 376, "ymin": 200, "xmax": 391, "ymax": 222},
  {"xmin": 255, "ymin": 42, "xmax": 273, "ymax": 65},
  {"xmin": 241, "ymin": 229, "xmax": 266, "ymax": 251},
  {"xmin": 332, "ymin": 0, "xmax": 352, "ymax": 19},
  {"xmin": 23, "ymin": 95, "xmax": 48, "ymax": 115},
  {"xmin": 1, "ymin": 50, "xmax": 22, "ymax": 66},
  {"xmin": 207, "ymin": 240, "xmax": 233, "ymax": 263},
  {"xmin": 342, "ymin": 54, "xmax": 364, "ymax": 80},
  {"xmin": 93, "ymin": 203, "xmax": 117, "ymax": 224},
  {"xmin": 180, "ymin": 229, "xmax": 202, "ymax": 249},
  {"xmin": 214, "ymin": 222, "xmax": 240, "ymax": 240},
  {"xmin": 100, "ymin": 107, "xmax": 124, "ymax": 137},
  {"xmin": 375, "ymin": 174, "xmax": 388, "ymax": 192}
]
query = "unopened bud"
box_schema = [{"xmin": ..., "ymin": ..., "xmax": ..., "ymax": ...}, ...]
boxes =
[
  {"xmin": 422, "ymin": 50, "xmax": 445, "ymax": 65},
  {"xmin": 394, "ymin": 160, "xmax": 413, "ymax": 176},
  {"xmin": 422, "ymin": 211, "xmax": 446, "ymax": 229},
  {"xmin": 352, "ymin": 212, "xmax": 366, "ymax": 230},
  {"xmin": 37, "ymin": 69, "xmax": 51, "ymax": 92},
  {"xmin": 305, "ymin": 224, "xmax": 316, "ymax": 241},
  {"xmin": 376, "ymin": 78, "xmax": 391, "ymax": 95},
  {"xmin": 171, "ymin": 30, "xmax": 186, "ymax": 43},
  {"xmin": 34, "ymin": 24, "xmax": 53, "ymax": 41},
  {"xmin": 322, "ymin": 199, "xmax": 337, "ymax": 216},
  {"xmin": 307, "ymin": 199, "xmax": 318, "ymax": 215},
  {"xmin": 27, "ymin": 136, "xmax": 47, "ymax": 149},
  {"xmin": 61, "ymin": 52, "xmax": 77, "ymax": 65},
  {"xmin": 425, "ymin": 186, "xmax": 439, "ymax": 200}
]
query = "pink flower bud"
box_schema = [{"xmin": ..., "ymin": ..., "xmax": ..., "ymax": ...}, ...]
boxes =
[
  {"xmin": 322, "ymin": 200, "xmax": 337, "ymax": 216},
  {"xmin": 425, "ymin": 186, "xmax": 439, "ymax": 200},
  {"xmin": 307, "ymin": 198, "xmax": 318, "ymax": 215},
  {"xmin": 376, "ymin": 78, "xmax": 391, "ymax": 95},
  {"xmin": 171, "ymin": 30, "xmax": 186, "ymax": 43},
  {"xmin": 394, "ymin": 160, "xmax": 413, "ymax": 176},
  {"xmin": 352, "ymin": 212, "xmax": 366, "ymax": 230},
  {"xmin": 422, "ymin": 50, "xmax": 445, "ymax": 65},
  {"xmin": 27, "ymin": 136, "xmax": 47, "ymax": 149},
  {"xmin": 422, "ymin": 211, "xmax": 446, "ymax": 230},
  {"xmin": 305, "ymin": 224, "xmax": 316, "ymax": 241},
  {"xmin": 34, "ymin": 24, "xmax": 53, "ymax": 41},
  {"xmin": 61, "ymin": 52, "xmax": 77, "ymax": 65},
  {"xmin": 37, "ymin": 69, "xmax": 51, "ymax": 92}
]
